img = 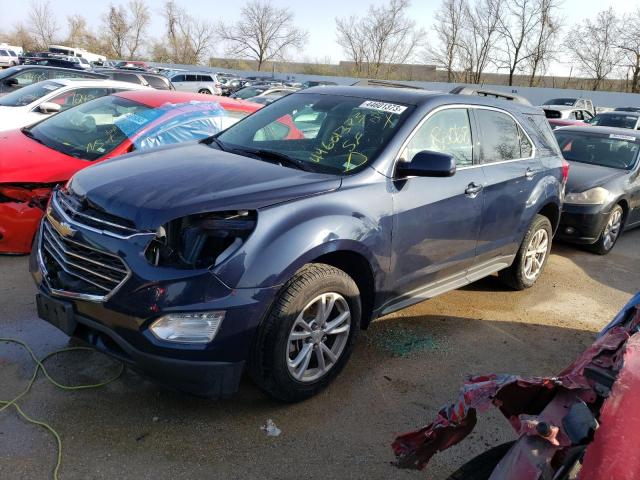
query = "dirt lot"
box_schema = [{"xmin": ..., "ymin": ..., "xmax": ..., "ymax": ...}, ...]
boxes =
[{"xmin": 1, "ymin": 230, "xmax": 638, "ymax": 480}]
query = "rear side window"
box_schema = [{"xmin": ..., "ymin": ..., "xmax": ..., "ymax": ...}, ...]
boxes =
[
  {"xmin": 112, "ymin": 72, "xmax": 141, "ymax": 84},
  {"xmin": 405, "ymin": 108, "xmax": 473, "ymax": 166},
  {"xmin": 186, "ymin": 74, "xmax": 198, "ymax": 82},
  {"xmin": 524, "ymin": 114, "xmax": 561, "ymax": 156},
  {"xmin": 142, "ymin": 75, "xmax": 170, "ymax": 90},
  {"xmin": 476, "ymin": 109, "xmax": 524, "ymax": 163}
]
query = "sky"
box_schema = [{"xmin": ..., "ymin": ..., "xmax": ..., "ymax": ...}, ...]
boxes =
[{"xmin": 2, "ymin": 0, "xmax": 638, "ymax": 76}]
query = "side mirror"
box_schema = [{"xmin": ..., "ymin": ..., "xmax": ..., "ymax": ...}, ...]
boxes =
[
  {"xmin": 396, "ymin": 150, "xmax": 456, "ymax": 178},
  {"xmin": 38, "ymin": 102, "xmax": 62, "ymax": 114}
]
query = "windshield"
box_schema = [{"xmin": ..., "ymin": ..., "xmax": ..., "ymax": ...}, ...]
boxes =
[
  {"xmin": 0, "ymin": 80, "xmax": 62, "ymax": 106},
  {"xmin": 217, "ymin": 92, "xmax": 415, "ymax": 174},
  {"xmin": 545, "ymin": 98, "xmax": 576, "ymax": 106},
  {"xmin": 590, "ymin": 113, "xmax": 639, "ymax": 129},
  {"xmin": 234, "ymin": 87, "xmax": 267, "ymax": 99},
  {"xmin": 28, "ymin": 96, "xmax": 244, "ymax": 161},
  {"xmin": 555, "ymin": 131, "xmax": 639, "ymax": 169}
]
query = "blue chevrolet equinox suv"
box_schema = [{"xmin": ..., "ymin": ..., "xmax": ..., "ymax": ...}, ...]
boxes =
[{"xmin": 31, "ymin": 86, "xmax": 566, "ymax": 401}]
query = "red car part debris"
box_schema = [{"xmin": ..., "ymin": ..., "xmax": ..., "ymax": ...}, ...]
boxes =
[{"xmin": 392, "ymin": 305, "xmax": 640, "ymax": 479}]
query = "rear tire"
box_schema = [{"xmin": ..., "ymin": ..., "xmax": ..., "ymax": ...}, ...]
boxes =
[
  {"xmin": 447, "ymin": 442, "xmax": 514, "ymax": 480},
  {"xmin": 588, "ymin": 204, "xmax": 623, "ymax": 255},
  {"xmin": 248, "ymin": 263, "xmax": 361, "ymax": 402},
  {"xmin": 499, "ymin": 214, "xmax": 552, "ymax": 290}
]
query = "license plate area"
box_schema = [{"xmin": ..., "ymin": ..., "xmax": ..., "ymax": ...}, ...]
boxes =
[{"xmin": 36, "ymin": 293, "xmax": 77, "ymax": 336}]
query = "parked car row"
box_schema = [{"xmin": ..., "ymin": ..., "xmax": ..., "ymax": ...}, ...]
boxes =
[{"xmin": 1, "ymin": 78, "xmax": 638, "ymax": 403}]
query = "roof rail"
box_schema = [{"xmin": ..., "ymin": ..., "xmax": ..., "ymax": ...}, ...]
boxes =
[
  {"xmin": 449, "ymin": 86, "xmax": 531, "ymax": 106},
  {"xmin": 351, "ymin": 79, "xmax": 424, "ymax": 90}
]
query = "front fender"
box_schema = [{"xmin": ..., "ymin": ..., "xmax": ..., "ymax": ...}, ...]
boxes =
[{"xmin": 212, "ymin": 179, "xmax": 393, "ymax": 289}]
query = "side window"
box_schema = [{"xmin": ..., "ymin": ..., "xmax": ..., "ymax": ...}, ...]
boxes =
[
  {"xmin": 142, "ymin": 75, "xmax": 170, "ymax": 90},
  {"xmin": 172, "ymin": 74, "xmax": 185, "ymax": 82},
  {"xmin": 112, "ymin": 72, "xmax": 139, "ymax": 84},
  {"xmin": 476, "ymin": 109, "xmax": 522, "ymax": 163},
  {"xmin": 574, "ymin": 110, "xmax": 584, "ymax": 121},
  {"xmin": 185, "ymin": 74, "xmax": 198, "ymax": 82},
  {"xmin": 13, "ymin": 69, "xmax": 49, "ymax": 86},
  {"xmin": 518, "ymin": 125, "xmax": 533, "ymax": 158},
  {"xmin": 49, "ymin": 88, "xmax": 111, "ymax": 111},
  {"xmin": 584, "ymin": 111, "xmax": 594, "ymax": 121},
  {"xmin": 404, "ymin": 108, "xmax": 473, "ymax": 166}
]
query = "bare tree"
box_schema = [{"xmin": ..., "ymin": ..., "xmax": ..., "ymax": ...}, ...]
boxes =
[
  {"xmin": 160, "ymin": 0, "xmax": 215, "ymax": 65},
  {"xmin": 458, "ymin": 0, "xmax": 504, "ymax": 84},
  {"xmin": 525, "ymin": 0, "xmax": 562, "ymax": 86},
  {"xmin": 336, "ymin": 0, "xmax": 424, "ymax": 79},
  {"xmin": 495, "ymin": 0, "xmax": 545, "ymax": 86},
  {"xmin": 429, "ymin": 0, "xmax": 466, "ymax": 83},
  {"xmin": 104, "ymin": 5, "xmax": 129, "ymax": 58},
  {"xmin": 125, "ymin": 0, "xmax": 151, "ymax": 59},
  {"xmin": 217, "ymin": 0, "xmax": 307, "ymax": 71},
  {"xmin": 28, "ymin": 0, "xmax": 58, "ymax": 49},
  {"xmin": 618, "ymin": 8, "xmax": 640, "ymax": 93},
  {"xmin": 565, "ymin": 8, "xmax": 622, "ymax": 91}
]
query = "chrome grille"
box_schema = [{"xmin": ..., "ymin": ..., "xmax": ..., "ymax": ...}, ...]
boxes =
[
  {"xmin": 55, "ymin": 190, "xmax": 139, "ymax": 238},
  {"xmin": 40, "ymin": 218, "xmax": 130, "ymax": 300}
]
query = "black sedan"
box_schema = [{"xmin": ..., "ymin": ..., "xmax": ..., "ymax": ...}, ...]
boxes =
[{"xmin": 555, "ymin": 126, "xmax": 640, "ymax": 254}]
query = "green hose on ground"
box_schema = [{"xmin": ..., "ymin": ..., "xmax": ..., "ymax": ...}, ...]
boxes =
[{"xmin": 0, "ymin": 337, "xmax": 124, "ymax": 480}]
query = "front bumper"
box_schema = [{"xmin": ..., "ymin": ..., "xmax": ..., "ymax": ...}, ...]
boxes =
[
  {"xmin": 557, "ymin": 204, "xmax": 609, "ymax": 244},
  {"xmin": 30, "ymin": 217, "xmax": 279, "ymax": 397}
]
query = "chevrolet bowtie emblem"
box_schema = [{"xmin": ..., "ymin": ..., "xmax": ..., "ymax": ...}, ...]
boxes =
[{"xmin": 48, "ymin": 213, "xmax": 77, "ymax": 238}]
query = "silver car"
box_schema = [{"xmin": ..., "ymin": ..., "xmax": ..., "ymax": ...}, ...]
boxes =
[{"xmin": 169, "ymin": 72, "xmax": 222, "ymax": 95}]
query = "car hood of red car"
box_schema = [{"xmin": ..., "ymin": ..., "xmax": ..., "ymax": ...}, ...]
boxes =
[{"xmin": 0, "ymin": 129, "xmax": 90, "ymax": 184}]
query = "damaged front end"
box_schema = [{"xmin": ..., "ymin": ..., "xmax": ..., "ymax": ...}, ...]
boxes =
[
  {"xmin": 0, "ymin": 183, "xmax": 55, "ymax": 254},
  {"xmin": 392, "ymin": 293, "xmax": 640, "ymax": 480}
]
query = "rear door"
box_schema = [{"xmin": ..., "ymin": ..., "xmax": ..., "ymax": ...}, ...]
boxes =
[
  {"xmin": 170, "ymin": 74, "xmax": 187, "ymax": 91},
  {"xmin": 390, "ymin": 107, "xmax": 484, "ymax": 298},
  {"xmin": 472, "ymin": 107, "xmax": 542, "ymax": 266}
]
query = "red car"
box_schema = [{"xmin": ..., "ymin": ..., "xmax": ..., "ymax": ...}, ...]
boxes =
[
  {"xmin": 0, "ymin": 90, "xmax": 306, "ymax": 254},
  {"xmin": 548, "ymin": 118, "xmax": 589, "ymax": 130}
]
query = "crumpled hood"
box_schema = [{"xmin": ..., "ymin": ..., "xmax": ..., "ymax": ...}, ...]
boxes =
[
  {"xmin": 566, "ymin": 160, "xmax": 626, "ymax": 193},
  {"xmin": 0, "ymin": 129, "xmax": 87, "ymax": 183},
  {"xmin": 69, "ymin": 142, "xmax": 342, "ymax": 229}
]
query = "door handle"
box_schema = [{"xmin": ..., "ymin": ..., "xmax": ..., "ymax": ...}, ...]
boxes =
[
  {"xmin": 525, "ymin": 167, "xmax": 536, "ymax": 179},
  {"xmin": 465, "ymin": 182, "xmax": 483, "ymax": 196}
]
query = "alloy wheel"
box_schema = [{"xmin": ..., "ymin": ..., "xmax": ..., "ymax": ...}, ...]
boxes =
[
  {"xmin": 286, "ymin": 292, "xmax": 351, "ymax": 383},
  {"xmin": 602, "ymin": 208, "xmax": 622, "ymax": 251},
  {"xmin": 523, "ymin": 228, "xmax": 549, "ymax": 281}
]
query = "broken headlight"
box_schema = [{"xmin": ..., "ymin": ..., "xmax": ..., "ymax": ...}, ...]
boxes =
[{"xmin": 145, "ymin": 210, "xmax": 256, "ymax": 269}]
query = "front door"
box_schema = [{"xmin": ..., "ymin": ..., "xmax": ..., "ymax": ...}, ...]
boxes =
[{"xmin": 390, "ymin": 108, "xmax": 484, "ymax": 301}]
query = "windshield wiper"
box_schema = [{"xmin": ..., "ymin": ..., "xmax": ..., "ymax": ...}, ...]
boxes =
[
  {"xmin": 204, "ymin": 136, "xmax": 226, "ymax": 151},
  {"xmin": 232, "ymin": 147, "xmax": 314, "ymax": 172},
  {"xmin": 21, "ymin": 127, "xmax": 45, "ymax": 145}
]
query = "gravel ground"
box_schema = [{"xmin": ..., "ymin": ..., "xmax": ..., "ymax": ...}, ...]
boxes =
[{"xmin": 1, "ymin": 229, "xmax": 638, "ymax": 480}]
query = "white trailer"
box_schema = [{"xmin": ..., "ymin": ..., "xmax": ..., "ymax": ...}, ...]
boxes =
[{"xmin": 48, "ymin": 45, "xmax": 107, "ymax": 63}]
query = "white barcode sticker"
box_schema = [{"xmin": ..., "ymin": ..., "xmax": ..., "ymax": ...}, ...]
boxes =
[
  {"xmin": 359, "ymin": 100, "xmax": 407, "ymax": 114},
  {"xmin": 610, "ymin": 134, "xmax": 636, "ymax": 141}
]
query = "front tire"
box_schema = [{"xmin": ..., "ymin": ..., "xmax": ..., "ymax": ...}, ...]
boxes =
[
  {"xmin": 588, "ymin": 205, "xmax": 623, "ymax": 255},
  {"xmin": 499, "ymin": 214, "xmax": 552, "ymax": 290},
  {"xmin": 248, "ymin": 263, "xmax": 361, "ymax": 402}
]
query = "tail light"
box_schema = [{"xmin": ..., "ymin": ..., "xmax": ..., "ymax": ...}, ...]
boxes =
[{"xmin": 561, "ymin": 158, "xmax": 569, "ymax": 185}]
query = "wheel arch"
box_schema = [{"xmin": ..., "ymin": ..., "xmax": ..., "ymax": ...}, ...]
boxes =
[{"xmin": 537, "ymin": 201, "xmax": 561, "ymax": 234}]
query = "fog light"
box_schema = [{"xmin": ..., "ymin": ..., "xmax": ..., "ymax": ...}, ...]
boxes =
[
  {"xmin": 565, "ymin": 227, "xmax": 575, "ymax": 235},
  {"xmin": 150, "ymin": 311, "xmax": 225, "ymax": 343}
]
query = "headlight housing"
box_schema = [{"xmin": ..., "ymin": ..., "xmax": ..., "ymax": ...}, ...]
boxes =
[
  {"xmin": 150, "ymin": 311, "xmax": 225, "ymax": 343},
  {"xmin": 564, "ymin": 187, "xmax": 615, "ymax": 205},
  {"xmin": 145, "ymin": 210, "xmax": 256, "ymax": 268}
]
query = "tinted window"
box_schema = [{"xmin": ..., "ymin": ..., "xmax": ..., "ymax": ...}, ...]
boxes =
[
  {"xmin": 477, "ymin": 109, "xmax": 522, "ymax": 163},
  {"xmin": 8, "ymin": 51, "xmax": 17, "ymax": 57},
  {"xmin": 49, "ymin": 87, "xmax": 112, "ymax": 111},
  {"xmin": 0, "ymin": 80, "xmax": 63, "ymax": 106},
  {"xmin": 545, "ymin": 98, "xmax": 576, "ymax": 106},
  {"xmin": 404, "ymin": 108, "xmax": 473, "ymax": 166},
  {"xmin": 555, "ymin": 131, "xmax": 639, "ymax": 169},
  {"xmin": 0, "ymin": 50, "xmax": 8, "ymax": 55},
  {"xmin": 199, "ymin": 75, "xmax": 213, "ymax": 82},
  {"xmin": 524, "ymin": 114, "xmax": 561, "ymax": 156},
  {"xmin": 112, "ymin": 72, "xmax": 140, "ymax": 84},
  {"xmin": 142, "ymin": 75, "xmax": 170, "ymax": 90},
  {"xmin": 186, "ymin": 74, "xmax": 198, "ymax": 82},
  {"xmin": 590, "ymin": 113, "xmax": 639, "ymax": 129}
]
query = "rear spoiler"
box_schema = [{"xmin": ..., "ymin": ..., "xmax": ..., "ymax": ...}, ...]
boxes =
[{"xmin": 449, "ymin": 86, "xmax": 532, "ymax": 106}]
